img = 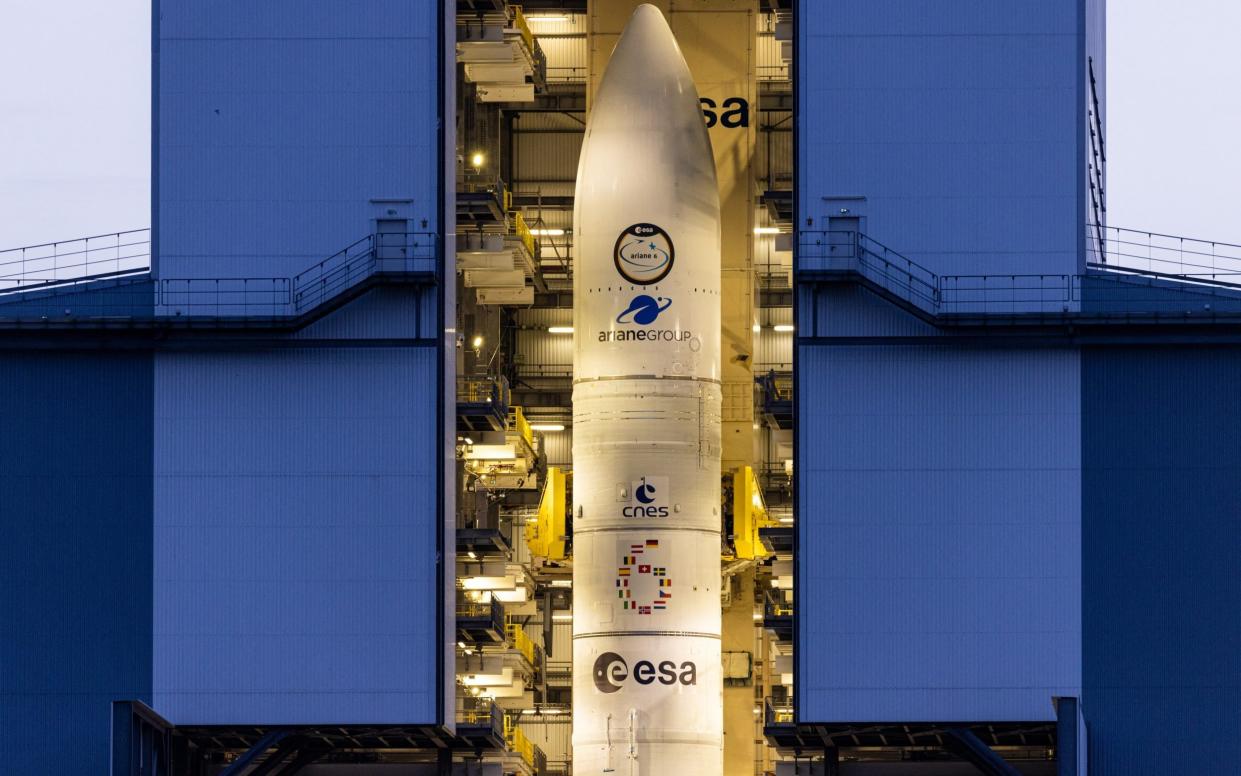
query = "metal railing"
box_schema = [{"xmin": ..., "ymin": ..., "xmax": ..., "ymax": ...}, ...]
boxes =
[
  {"xmin": 1094, "ymin": 225, "xmax": 1241, "ymax": 282},
  {"xmin": 758, "ymin": 370, "xmax": 791, "ymax": 403},
  {"xmin": 457, "ymin": 597, "xmax": 504, "ymax": 625},
  {"xmin": 0, "ymin": 229, "xmax": 149, "ymax": 290},
  {"xmin": 798, "ymin": 231, "xmax": 940, "ymax": 312},
  {"xmin": 458, "ymin": 374, "xmax": 511, "ymax": 407},
  {"xmin": 292, "ymin": 232, "xmax": 437, "ymax": 312},
  {"xmin": 157, "ymin": 277, "xmax": 291, "ymax": 318},
  {"xmin": 798, "ymin": 228, "xmax": 1241, "ymax": 321},
  {"xmin": 503, "ymin": 715, "xmax": 547, "ymax": 773},
  {"xmin": 0, "ymin": 230, "xmax": 437, "ymax": 325},
  {"xmin": 765, "ymin": 698, "xmax": 794, "ymax": 726},
  {"xmin": 458, "ymin": 701, "xmax": 504, "ymax": 732}
]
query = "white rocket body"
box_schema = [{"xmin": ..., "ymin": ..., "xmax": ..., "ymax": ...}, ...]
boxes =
[{"xmin": 571, "ymin": 6, "xmax": 722, "ymax": 775}]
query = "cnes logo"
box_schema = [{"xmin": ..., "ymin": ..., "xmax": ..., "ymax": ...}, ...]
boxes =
[
  {"xmin": 592, "ymin": 651, "xmax": 698, "ymax": 694},
  {"xmin": 623, "ymin": 476, "xmax": 669, "ymax": 518}
]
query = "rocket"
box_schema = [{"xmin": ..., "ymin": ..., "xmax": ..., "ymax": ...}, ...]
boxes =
[{"xmin": 572, "ymin": 5, "xmax": 722, "ymax": 775}]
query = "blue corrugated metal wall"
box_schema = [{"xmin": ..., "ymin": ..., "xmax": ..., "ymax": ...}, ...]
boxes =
[
  {"xmin": 796, "ymin": 344, "xmax": 1082, "ymax": 722},
  {"xmin": 795, "ymin": 0, "xmax": 1091, "ymax": 724},
  {"xmin": 797, "ymin": 0, "xmax": 1085, "ymax": 276},
  {"xmin": 156, "ymin": 0, "xmax": 440, "ymax": 279},
  {"xmin": 153, "ymin": 337, "xmax": 438, "ymax": 725},
  {"xmin": 152, "ymin": 0, "xmax": 445, "ymax": 726},
  {"xmin": 0, "ymin": 352, "xmax": 152, "ymax": 774},
  {"xmin": 1082, "ymin": 347, "xmax": 1241, "ymax": 774}
]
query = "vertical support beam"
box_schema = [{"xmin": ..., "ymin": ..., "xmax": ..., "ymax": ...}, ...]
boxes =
[
  {"xmin": 824, "ymin": 746, "xmax": 840, "ymax": 776},
  {"xmin": 1056, "ymin": 696, "xmax": 1080, "ymax": 776}
]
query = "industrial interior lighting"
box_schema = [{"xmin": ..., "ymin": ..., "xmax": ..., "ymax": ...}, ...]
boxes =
[
  {"xmin": 751, "ymin": 323, "xmax": 761, "ymax": 333},
  {"xmin": 527, "ymin": 14, "xmax": 569, "ymax": 22},
  {"xmin": 530, "ymin": 423, "xmax": 565, "ymax": 432},
  {"xmin": 470, "ymin": 151, "xmax": 485, "ymax": 168},
  {"xmin": 530, "ymin": 228, "xmax": 565, "ymax": 236},
  {"xmin": 753, "ymin": 226, "xmax": 780, "ymax": 235},
  {"xmin": 773, "ymin": 324, "xmax": 794, "ymax": 333},
  {"xmin": 547, "ymin": 326, "xmax": 573, "ymax": 334},
  {"xmin": 471, "ymin": 334, "xmax": 484, "ymax": 349}
]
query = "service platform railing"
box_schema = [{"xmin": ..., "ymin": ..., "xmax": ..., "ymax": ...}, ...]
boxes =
[
  {"xmin": 0, "ymin": 229, "xmax": 149, "ymax": 291},
  {"xmin": 764, "ymin": 698, "xmax": 795, "ymax": 726},
  {"xmin": 503, "ymin": 714, "xmax": 547, "ymax": 774},
  {"xmin": 0, "ymin": 231, "xmax": 437, "ymax": 326},
  {"xmin": 1095, "ymin": 225, "xmax": 1241, "ymax": 282},
  {"xmin": 457, "ymin": 701, "xmax": 505, "ymax": 734},
  {"xmin": 798, "ymin": 228, "xmax": 1241, "ymax": 323}
]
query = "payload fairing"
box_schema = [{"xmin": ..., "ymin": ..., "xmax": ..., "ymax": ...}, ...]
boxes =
[{"xmin": 572, "ymin": 5, "xmax": 723, "ymax": 775}]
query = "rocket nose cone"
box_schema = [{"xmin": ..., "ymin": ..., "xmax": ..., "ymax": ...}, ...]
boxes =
[
  {"xmin": 589, "ymin": 1, "xmax": 704, "ymax": 141},
  {"xmin": 628, "ymin": 3, "xmax": 674, "ymax": 36},
  {"xmin": 609, "ymin": 4, "xmax": 682, "ymax": 75}
]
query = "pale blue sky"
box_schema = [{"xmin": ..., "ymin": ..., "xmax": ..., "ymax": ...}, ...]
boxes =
[{"xmin": 0, "ymin": 1, "xmax": 1238, "ymax": 249}]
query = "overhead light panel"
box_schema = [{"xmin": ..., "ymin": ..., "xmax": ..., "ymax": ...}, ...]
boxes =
[
  {"xmin": 548, "ymin": 326, "xmax": 573, "ymax": 334},
  {"xmin": 774, "ymin": 324, "xmax": 794, "ymax": 333},
  {"xmin": 470, "ymin": 152, "xmax": 485, "ymax": 168},
  {"xmin": 530, "ymin": 228, "xmax": 565, "ymax": 236},
  {"xmin": 530, "ymin": 423, "xmax": 565, "ymax": 432},
  {"xmin": 754, "ymin": 226, "xmax": 780, "ymax": 235},
  {"xmin": 528, "ymin": 14, "xmax": 569, "ymax": 23},
  {"xmin": 752, "ymin": 323, "xmax": 761, "ymax": 333}
]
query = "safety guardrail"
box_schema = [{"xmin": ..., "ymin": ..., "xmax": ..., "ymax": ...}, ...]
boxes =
[
  {"xmin": 457, "ymin": 597, "xmax": 504, "ymax": 625},
  {"xmin": 292, "ymin": 232, "xmax": 436, "ymax": 312},
  {"xmin": 503, "ymin": 714, "xmax": 547, "ymax": 773},
  {"xmin": 0, "ymin": 229, "xmax": 149, "ymax": 291},
  {"xmin": 765, "ymin": 698, "xmax": 795, "ymax": 726},
  {"xmin": 506, "ymin": 621, "xmax": 540, "ymax": 667},
  {"xmin": 797, "ymin": 228, "xmax": 1241, "ymax": 323},
  {"xmin": 1094, "ymin": 225, "xmax": 1241, "ymax": 280},
  {"xmin": 458, "ymin": 701, "xmax": 505, "ymax": 733},
  {"xmin": 0, "ymin": 231, "xmax": 437, "ymax": 326},
  {"xmin": 458, "ymin": 374, "xmax": 511, "ymax": 407}
]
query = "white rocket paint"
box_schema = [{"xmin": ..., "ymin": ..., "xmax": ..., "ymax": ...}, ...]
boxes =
[{"xmin": 572, "ymin": 6, "xmax": 722, "ymax": 775}]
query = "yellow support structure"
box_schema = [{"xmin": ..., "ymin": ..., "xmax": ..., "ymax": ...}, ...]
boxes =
[
  {"xmin": 509, "ymin": 405, "xmax": 533, "ymax": 449},
  {"xmin": 510, "ymin": 6, "xmax": 536, "ymax": 54},
  {"xmin": 505, "ymin": 620, "xmax": 538, "ymax": 666},
  {"xmin": 732, "ymin": 465, "xmax": 776, "ymax": 560},
  {"xmin": 526, "ymin": 466, "xmax": 567, "ymax": 560},
  {"xmin": 512, "ymin": 211, "xmax": 536, "ymax": 259},
  {"xmin": 503, "ymin": 714, "xmax": 539, "ymax": 769}
]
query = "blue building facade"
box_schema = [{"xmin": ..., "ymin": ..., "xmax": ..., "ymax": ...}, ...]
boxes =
[
  {"xmin": 0, "ymin": 1, "xmax": 453, "ymax": 772},
  {"xmin": 794, "ymin": 1, "xmax": 1241, "ymax": 773},
  {"xmin": 3, "ymin": 0, "xmax": 1241, "ymax": 773}
]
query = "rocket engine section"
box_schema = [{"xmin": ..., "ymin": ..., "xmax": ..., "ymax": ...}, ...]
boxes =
[{"xmin": 572, "ymin": 5, "xmax": 723, "ymax": 775}]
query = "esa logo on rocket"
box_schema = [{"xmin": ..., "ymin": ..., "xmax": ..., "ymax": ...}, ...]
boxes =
[
  {"xmin": 593, "ymin": 651, "xmax": 698, "ymax": 694},
  {"xmin": 614, "ymin": 223, "xmax": 674, "ymax": 284},
  {"xmin": 623, "ymin": 476, "xmax": 669, "ymax": 517}
]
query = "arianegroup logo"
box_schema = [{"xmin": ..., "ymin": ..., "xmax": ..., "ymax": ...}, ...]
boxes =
[
  {"xmin": 616, "ymin": 294, "xmax": 672, "ymax": 325},
  {"xmin": 592, "ymin": 651, "xmax": 698, "ymax": 694},
  {"xmin": 614, "ymin": 223, "xmax": 674, "ymax": 284}
]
